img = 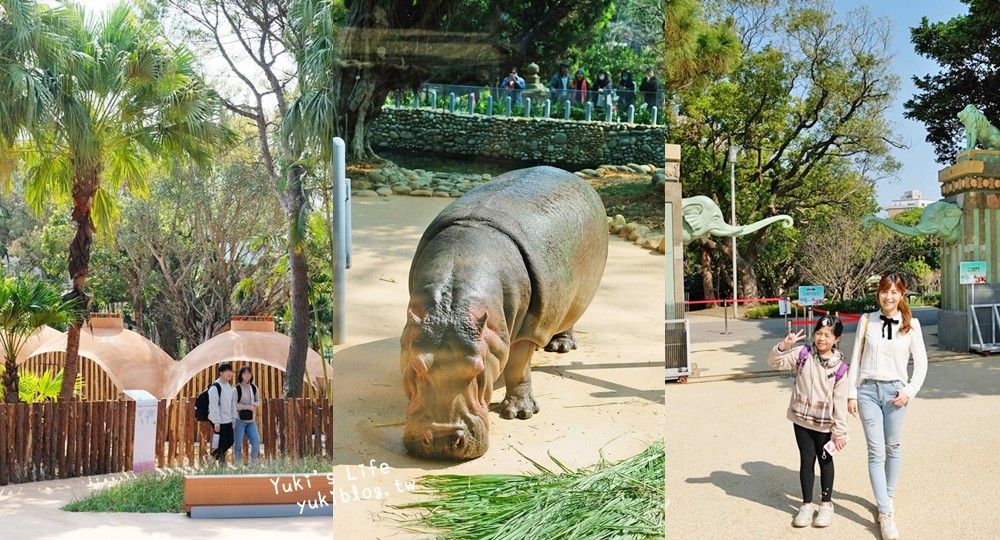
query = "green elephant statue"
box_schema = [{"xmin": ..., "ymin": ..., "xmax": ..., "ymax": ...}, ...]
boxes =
[
  {"xmin": 862, "ymin": 200, "xmax": 962, "ymax": 244},
  {"xmin": 681, "ymin": 195, "xmax": 794, "ymax": 244}
]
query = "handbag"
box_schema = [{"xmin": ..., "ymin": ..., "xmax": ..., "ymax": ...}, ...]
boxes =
[{"xmin": 239, "ymin": 409, "xmax": 254, "ymax": 421}]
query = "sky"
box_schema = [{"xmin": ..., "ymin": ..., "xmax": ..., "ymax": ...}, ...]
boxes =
[
  {"xmin": 834, "ymin": 0, "xmax": 967, "ymax": 209},
  {"xmin": 75, "ymin": 0, "xmax": 971, "ymax": 210}
]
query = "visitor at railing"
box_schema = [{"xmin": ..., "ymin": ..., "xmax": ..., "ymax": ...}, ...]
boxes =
[
  {"xmin": 618, "ymin": 69, "xmax": 637, "ymax": 111},
  {"xmin": 593, "ymin": 68, "xmax": 612, "ymax": 109},
  {"xmin": 570, "ymin": 68, "xmax": 590, "ymax": 104},
  {"xmin": 499, "ymin": 67, "xmax": 526, "ymax": 105},
  {"xmin": 549, "ymin": 62, "xmax": 572, "ymax": 104},
  {"xmin": 639, "ymin": 67, "xmax": 661, "ymax": 110}
]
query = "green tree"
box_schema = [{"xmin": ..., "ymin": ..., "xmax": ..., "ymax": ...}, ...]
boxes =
[
  {"xmin": 0, "ymin": 0, "xmax": 66, "ymax": 177},
  {"xmin": 674, "ymin": 0, "xmax": 901, "ymax": 302},
  {"xmin": 665, "ymin": 0, "xmax": 742, "ymax": 96},
  {"xmin": 14, "ymin": 2, "xmax": 230, "ymax": 399},
  {"xmin": 0, "ymin": 276, "xmax": 77, "ymax": 403},
  {"xmin": 905, "ymin": 0, "xmax": 1000, "ymax": 163}
]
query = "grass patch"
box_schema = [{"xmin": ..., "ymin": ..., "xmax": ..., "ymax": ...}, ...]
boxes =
[
  {"xmin": 63, "ymin": 474, "xmax": 184, "ymax": 513},
  {"xmin": 62, "ymin": 455, "xmax": 332, "ymax": 513},
  {"xmin": 592, "ymin": 178, "xmax": 663, "ymax": 231},
  {"xmin": 394, "ymin": 441, "xmax": 665, "ymax": 540}
]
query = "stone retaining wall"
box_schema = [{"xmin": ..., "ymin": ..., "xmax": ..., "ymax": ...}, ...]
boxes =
[{"xmin": 369, "ymin": 108, "xmax": 666, "ymax": 169}]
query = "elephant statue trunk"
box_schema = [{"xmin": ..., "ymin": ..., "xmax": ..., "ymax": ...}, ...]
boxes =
[
  {"xmin": 862, "ymin": 201, "xmax": 962, "ymax": 245},
  {"xmin": 681, "ymin": 195, "xmax": 794, "ymax": 244}
]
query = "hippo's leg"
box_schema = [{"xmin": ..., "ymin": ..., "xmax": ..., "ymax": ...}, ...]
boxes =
[
  {"xmin": 489, "ymin": 340, "xmax": 539, "ymax": 420},
  {"xmin": 544, "ymin": 327, "xmax": 577, "ymax": 353}
]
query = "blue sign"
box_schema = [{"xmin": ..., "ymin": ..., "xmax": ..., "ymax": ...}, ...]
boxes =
[
  {"xmin": 960, "ymin": 261, "xmax": 988, "ymax": 285},
  {"xmin": 798, "ymin": 285, "xmax": 826, "ymax": 307}
]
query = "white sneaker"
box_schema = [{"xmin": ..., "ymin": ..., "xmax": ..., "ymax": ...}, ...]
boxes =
[
  {"xmin": 879, "ymin": 512, "xmax": 900, "ymax": 540},
  {"xmin": 793, "ymin": 503, "xmax": 815, "ymax": 528},
  {"xmin": 813, "ymin": 503, "xmax": 834, "ymax": 527}
]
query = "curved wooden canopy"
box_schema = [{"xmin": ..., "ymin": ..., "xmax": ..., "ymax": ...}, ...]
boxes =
[
  {"xmin": 25, "ymin": 317, "xmax": 174, "ymax": 398},
  {"xmin": 163, "ymin": 318, "xmax": 328, "ymax": 399},
  {"xmin": 1, "ymin": 325, "xmax": 65, "ymax": 364}
]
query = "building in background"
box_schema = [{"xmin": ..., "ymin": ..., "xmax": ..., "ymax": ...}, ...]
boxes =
[{"xmin": 886, "ymin": 190, "xmax": 934, "ymax": 218}]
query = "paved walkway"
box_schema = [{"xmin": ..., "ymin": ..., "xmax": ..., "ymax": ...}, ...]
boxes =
[
  {"xmin": 0, "ymin": 472, "xmax": 331, "ymax": 539},
  {"xmin": 667, "ymin": 345, "xmax": 1000, "ymax": 539}
]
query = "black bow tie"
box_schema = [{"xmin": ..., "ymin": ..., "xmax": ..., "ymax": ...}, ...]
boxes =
[{"xmin": 880, "ymin": 314, "xmax": 900, "ymax": 340}]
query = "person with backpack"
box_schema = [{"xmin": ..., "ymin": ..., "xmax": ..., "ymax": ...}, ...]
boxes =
[
  {"xmin": 767, "ymin": 316, "xmax": 851, "ymax": 528},
  {"xmin": 233, "ymin": 366, "xmax": 261, "ymax": 464},
  {"xmin": 846, "ymin": 273, "xmax": 929, "ymax": 540},
  {"xmin": 206, "ymin": 363, "xmax": 237, "ymax": 463}
]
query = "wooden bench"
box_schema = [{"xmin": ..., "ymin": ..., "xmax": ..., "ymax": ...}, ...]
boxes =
[{"xmin": 183, "ymin": 473, "xmax": 334, "ymax": 518}]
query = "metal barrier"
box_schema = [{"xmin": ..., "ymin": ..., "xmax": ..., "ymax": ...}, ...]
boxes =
[
  {"xmin": 665, "ymin": 318, "xmax": 690, "ymax": 383},
  {"xmin": 968, "ymin": 282, "xmax": 1000, "ymax": 353}
]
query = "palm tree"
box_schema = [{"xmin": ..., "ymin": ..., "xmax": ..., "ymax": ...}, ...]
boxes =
[
  {"xmin": 0, "ymin": 0, "xmax": 67, "ymax": 178},
  {"xmin": 15, "ymin": 2, "xmax": 232, "ymax": 399},
  {"xmin": 0, "ymin": 276, "xmax": 77, "ymax": 403}
]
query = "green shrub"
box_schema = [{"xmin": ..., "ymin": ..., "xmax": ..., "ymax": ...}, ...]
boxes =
[
  {"xmin": 744, "ymin": 305, "xmax": 780, "ymax": 319},
  {"xmin": 817, "ymin": 296, "xmax": 879, "ymax": 315}
]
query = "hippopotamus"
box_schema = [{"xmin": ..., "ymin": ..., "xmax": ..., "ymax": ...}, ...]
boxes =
[{"xmin": 400, "ymin": 166, "xmax": 608, "ymax": 460}]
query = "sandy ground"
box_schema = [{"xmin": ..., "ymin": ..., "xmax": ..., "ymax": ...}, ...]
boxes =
[
  {"xmin": 329, "ymin": 196, "xmax": 665, "ymax": 538},
  {"xmin": 666, "ymin": 354, "xmax": 1000, "ymax": 539}
]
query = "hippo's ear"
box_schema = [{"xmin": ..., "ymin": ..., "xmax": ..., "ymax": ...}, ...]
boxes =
[
  {"xmin": 475, "ymin": 312, "xmax": 488, "ymax": 334},
  {"xmin": 407, "ymin": 308, "xmax": 423, "ymax": 326}
]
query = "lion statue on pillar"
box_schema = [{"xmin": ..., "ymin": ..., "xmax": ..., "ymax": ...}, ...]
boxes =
[{"xmin": 957, "ymin": 104, "xmax": 1000, "ymax": 150}]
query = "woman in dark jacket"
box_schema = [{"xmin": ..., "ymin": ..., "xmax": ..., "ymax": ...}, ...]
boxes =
[
  {"xmin": 618, "ymin": 69, "xmax": 637, "ymax": 112},
  {"xmin": 592, "ymin": 68, "xmax": 611, "ymax": 108}
]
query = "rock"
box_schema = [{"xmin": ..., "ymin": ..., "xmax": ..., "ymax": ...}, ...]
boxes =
[
  {"xmin": 434, "ymin": 191, "xmax": 451, "ymax": 197},
  {"xmin": 643, "ymin": 234, "xmax": 665, "ymax": 250},
  {"xmin": 610, "ymin": 215, "xmax": 626, "ymax": 234},
  {"xmin": 410, "ymin": 189, "xmax": 434, "ymax": 197},
  {"xmin": 392, "ymin": 185, "xmax": 412, "ymax": 195},
  {"xmin": 574, "ymin": 172, "xmax": 587, "ymax": 178},
  {"xmin": 449, "ymin": 191, "xmax": 463, "ymax": 197},
  {"xmin": 354, "ymin": 189, "xmax": 378, "ymax": 197},
  {"xmin": 654, "ymin": 180, "xmax": 665, "ymax": 193},
  {"xmin": 376, "ymin": 187, "xmax": 393, "ymax": 196},
  {"xmin": 607, "ymin": 216, "xmax": 614, "ymax": 230},
  {"xmin": 628, "ymin": 226, "xmax": 650, "ymax": 241},
  {"xmin": 580, "ymin": 168, "xmax": 598, "ymax": 176},
  {"xmin": 627, "ymin": 163, "xmax": 645, "ymax": 174},
  {"xmin": 651, "ymin": 171, "xmax": 666, "ymax": 185},
  {"xmin": 554, "ymin": 132, "xmax": 568, "ymax": 144},
  {"xmin": 658, "ymin": 240, "xmax": 666, "ymax": 254}
]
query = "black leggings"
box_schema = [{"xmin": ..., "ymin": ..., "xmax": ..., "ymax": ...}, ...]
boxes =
[{"xmin": 794, "ymin": 423, "xmax": 834, "ymax": 503}]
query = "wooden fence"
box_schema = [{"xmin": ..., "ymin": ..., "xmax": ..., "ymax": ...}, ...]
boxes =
[
  {"xmin": 156, "ymin": 398, "xmax": 332, "ymax": 467},
  {"xmin": 0, "ymin": 398, "xmax": 332, "ymax": 485},
  {"xmin": 0, "ymin": 400, "xmax": 135, "ymax": 486}
]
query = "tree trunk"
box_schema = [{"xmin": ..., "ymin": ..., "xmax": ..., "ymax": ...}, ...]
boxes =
[
  {"xmin": 737, "ymin": 255, "xmax": 759, "ymax": 305},
  {"xmin": 699, "ymin": 246, "xmax": 718, "ymax": 306},
  {"xmin": 59, "ymin": 173, "xmax": 98, "ymax": 401},
  {"xmin": 283, "ymin": 165, "xmax": 310, "ymax": 398},
  {"xmin": 3, "ymin": 355, "xmax": 19, "ymax": 403}
]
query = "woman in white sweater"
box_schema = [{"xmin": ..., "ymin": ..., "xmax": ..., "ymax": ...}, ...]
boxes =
[{"xmin": 846, "ymin": 273, "xmax": 928, "ymax": 540}]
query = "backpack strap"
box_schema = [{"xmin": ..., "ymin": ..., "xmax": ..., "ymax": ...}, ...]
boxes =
[
  {"xmin": 251, "ymin": 383, "xmax": 258, "ymax": 402},
  {"xmin": 796, "ymin": 345, "xmax": 811, "ymax": 375},
  {"xmin": 237, "ymin": 384, "xmax": 242, "ymax": 403},
  {"xmin": 213, "ymin": 382, "xmax": 221, "ymax": 395},
  {"xmin": 834, "ymin": 361, "xmax": 849, "ymax": 382}
]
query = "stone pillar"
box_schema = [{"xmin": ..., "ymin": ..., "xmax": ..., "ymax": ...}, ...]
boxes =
[
  {"xmin": 665, "ymin": 143, "xmax": 684, "ymax": 319},
  {"xmin": 522, "ymin": 62, "xmax": 548, "ymax": 106},
  {"xmin": 936, "ymin": 149, "xmax": 1000, "ymax": 351}
]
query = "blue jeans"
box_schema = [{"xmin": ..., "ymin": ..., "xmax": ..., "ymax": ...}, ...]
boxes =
[
  {"xmin": 233, "ymin": 420, "xmax": 260, "ymax": 463},
  {"xmin": 857, "ymin": 380, "xmax": 908, "ymax": 514}
]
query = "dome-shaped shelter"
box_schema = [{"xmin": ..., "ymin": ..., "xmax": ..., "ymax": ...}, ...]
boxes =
[
  {"xmin": 1, "ymin": 325, "xmax": 64, "ymax": 364},
  {"xmin": 164, "ymin": 316, "xmax": 328, "ymax": 400},
  {"xmin": 23, "ymin": 314, "xmax": 175, "ymax": 400}
]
